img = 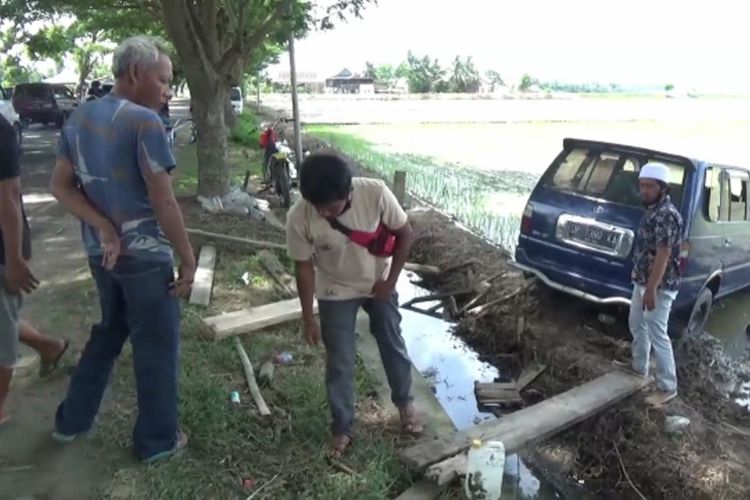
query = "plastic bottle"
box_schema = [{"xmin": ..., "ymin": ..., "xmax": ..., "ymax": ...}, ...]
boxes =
[
  {"xmin": 464, "ymin": 438, "xmax": 505, "ymax": 500},
  {"xmin": 230, "ymin": 391, "xmax": 241, "ymax": 405}
]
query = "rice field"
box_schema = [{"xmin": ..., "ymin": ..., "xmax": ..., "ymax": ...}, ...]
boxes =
[
  {"xmin": 306, "ymin": 117, "xmax": 750, "ymax": 253},
  {"xmin": 307, "ymin": 126, "xmax": 538, "ymax": 250}
]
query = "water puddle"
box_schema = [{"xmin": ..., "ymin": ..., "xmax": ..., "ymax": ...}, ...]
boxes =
[
  {"xmin": 397, "ymin": 274, "xmax": 562, "ymax": 499},
  {"xmin": 706, "ymin": 291, "xmax": 750, "ymax": 409}
]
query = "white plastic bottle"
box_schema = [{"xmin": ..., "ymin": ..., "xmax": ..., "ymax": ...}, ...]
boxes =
[{"xmin": 464, "ymin": 438, "xmax": 505, "ymax": 500}]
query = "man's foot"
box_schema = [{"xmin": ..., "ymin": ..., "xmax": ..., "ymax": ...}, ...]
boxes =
[
  {"xmin": 141, "ymin": 430, "xmax": 189, "ymax": 465},
  {"xmin": 40, "ymin": 338, "xmax": 70, "ymax": 377},
  {"xmin": 326, "ymin": 434, "xmax": 352, "ymax": 459},
  {"xmin": 612, "ymin": 360, "xmax": 649, "ymax": 378},
  {"xmin": 398, "ymin": 403, "xmax": 424, "ymax": 436},
  {"xmin": 51, "ymin": 429, "xmax": 78, "ymax": 443},
  {"xmin": 0, "ymin": 413, "xmax": 10, "ymax": 427},
  {"xmin": 645, "ymin": 390, "xmax": 678, "ymax": 407}
]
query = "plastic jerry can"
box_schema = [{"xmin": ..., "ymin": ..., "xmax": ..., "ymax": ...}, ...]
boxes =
[{"xmin": 464, "ymin": 438, "xmax": 506, "ymax": 499}]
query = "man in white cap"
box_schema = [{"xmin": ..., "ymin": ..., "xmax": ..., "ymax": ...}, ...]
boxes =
[{"xmin": 616, "ymin": 162, "xmax": 682, "ymax": 406}]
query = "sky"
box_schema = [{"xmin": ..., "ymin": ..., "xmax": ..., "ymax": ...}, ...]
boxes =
[{"xmin": 269, "ymin": 0, "xmax": 750, "ymax": 92}]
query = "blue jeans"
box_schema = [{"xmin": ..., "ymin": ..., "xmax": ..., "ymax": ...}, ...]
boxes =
[
  {"xmin": 319, "ymin": 293, "xmax": 413, "ymax": 437},
  {"xmin": 629, "ymin": 284, "xmax": 678, "ymax": 392},
  {"xmin": 55, "ymin": 257, "xmax": 181, "ymax": 460}
]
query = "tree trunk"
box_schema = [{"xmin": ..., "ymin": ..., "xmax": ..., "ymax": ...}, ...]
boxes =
[
  {"xmin": 192, "ymin": 84, "xmax": 229, "ymax": 197},
  {"xmin": 161, "ymin": 0, "xmax": 232, "ymax": 198}
]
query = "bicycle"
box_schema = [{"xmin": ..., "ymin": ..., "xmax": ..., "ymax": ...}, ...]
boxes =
[{"xmin": 166, "ymin": 117, "xmax": 196, "ymax": 147}]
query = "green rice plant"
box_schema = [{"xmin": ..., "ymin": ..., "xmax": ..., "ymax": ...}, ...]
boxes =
[{"xmin": 307, "ymin": 126, "xmax": 536, "ymax": 252}]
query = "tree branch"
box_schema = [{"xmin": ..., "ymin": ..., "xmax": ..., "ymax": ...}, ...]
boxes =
[
  {"xmin": 199, "ymin": 0, "xmax": 220, "ymax": 60},
  {"xmin": 216, "ymin": 0, "xmax": 287, "ymax": 76}
]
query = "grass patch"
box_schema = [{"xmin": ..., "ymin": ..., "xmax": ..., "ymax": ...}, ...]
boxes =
[
  {"xmin": 307, "ymin": 125, "xmax": 537, "ymax": 251},
  {"xmin": 96, "ymin": 247, "xmax": 412, "ymax": 499},
  {"xmin": 230, "ymin": 110, "xmax": 262, "ymax": 149},
  {"xmin": 173, "ymin": 141, "xmax": 263, "ymax": 197}
]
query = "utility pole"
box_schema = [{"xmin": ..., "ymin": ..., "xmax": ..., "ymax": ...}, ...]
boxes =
[
  {"xmin": 288, "ymin": 31, "xmax": 303, "ymax": 167},
  {"xmin": 256, "ymin": 69, "xmax": 261, "ymax": 109}
]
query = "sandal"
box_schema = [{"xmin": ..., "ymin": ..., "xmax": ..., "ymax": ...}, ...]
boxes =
[
  {"xmin": 40, "ymin": 339, "xmax": 70, "ymax": 377},
  {"xmin": 0, "ymin": 414, "xmax": 10, "ymax": 427},
  {"xmin": 141, "ymin": 430, "xmax": 189, "ymax": 464},
  {"xmin": 399, "ymin": 404, "xmax": 424, "ymax": 436},
  {"xmin": 326, "ymin": 434, "xmax": 352, "ymax": 459},
  {"xmin": 645, "ymin": 390, "xmax": 678, "ymax": 408}
]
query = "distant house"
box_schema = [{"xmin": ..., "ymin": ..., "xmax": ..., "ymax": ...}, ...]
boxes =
[
  {"xmin": 270, "ymin": 70, "xmax": 324, "ymax": 93},
  {"xmin": 325, "ymin": 68, "xmax": 375, "ymax": 94}
]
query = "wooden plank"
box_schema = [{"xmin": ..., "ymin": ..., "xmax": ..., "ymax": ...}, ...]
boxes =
[
  {"xmin": 404, "ymin": 262, "xmax": 440, "ymax": 275},
  {"xmin": 474, "ymin": 381, "xmax": 518, "ymax": 391},
  {"xmin": 516, "ymin": 364, "xmax": 547, "ymax": 390},
  {"xmin": 186, "ymin": 228, "xmax": 285, "ymax": 250},
  {"xmin": 258, "ymin": 250, "xmax": 297, "ymax": 298},
  {"xmin": 400, "ymin": 371, "xmax": 651, "ymax": 471},
  {"xmin": 189, "ymin": 245, "xmax": 216, "ymax": 306},
  {"xmin": 234, "ymin": 337, "xmax": 271, "ymax": 416},
  {"xmin": 394, "ymin": 479, "xmax": 443, "ymax": 500},
  {"xmin": 203, "ymin": 298, "xmax": 317, "ymax": 340}
]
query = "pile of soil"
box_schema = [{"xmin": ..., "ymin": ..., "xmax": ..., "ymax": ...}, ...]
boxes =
[{"xmin": 408, "ymin": 208, "xmax": 750, "ymax": 499}]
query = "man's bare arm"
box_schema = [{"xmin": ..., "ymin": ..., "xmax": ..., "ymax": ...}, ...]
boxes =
[
  {"xmin": 0, "ymin": 176, "xmax": 25, "ymax": 263},
  {"xmin": 647, "ymin": 246, "xmax": 671, "ymax": 292},
  {"xmin": 386, "ymin": 222, "xmax": 413, "ymax": 286},
  {"xmin": 49, "ymin": 158, "xmax": 114, "ymax": 233},
  {"xmin": 295, "ymin": 259, "xmax": 316, "ymax": 322},
  {"xmin": 143, "ymin": 170, "xmax": 195, "ymax": 269}
]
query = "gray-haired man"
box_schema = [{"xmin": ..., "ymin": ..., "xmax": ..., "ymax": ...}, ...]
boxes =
[{"xmin": 50, "ymin": 36, "xmax": 194, "ymax": 463}]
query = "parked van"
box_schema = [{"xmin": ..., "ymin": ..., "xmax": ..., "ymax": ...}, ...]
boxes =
[
  {"xmin": 230, "ymin": 86, "xmax": 243, "ymax": 115},
  {"xmin": 513, "ymin": 138, "xmax": 749, "ymax": 338},
  {"xmin": 0, "ymin": 87, "xmax": 22, "ymax": 146},
  {"xmin": 13, "ymin": 82, "xmax": 78, "ymax": 127}
]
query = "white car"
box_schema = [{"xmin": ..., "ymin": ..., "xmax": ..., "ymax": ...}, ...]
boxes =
[
  {"xmin": 0, "ymin": 87, "xmax": 22, "ymax": 147},
  {"xmin": 230, "ymin": 86, "xmax": 243, "ymax": 115}
]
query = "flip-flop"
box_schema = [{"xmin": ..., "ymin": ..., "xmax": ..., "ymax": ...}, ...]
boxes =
[
  {"xmin": 645, "ymin": 390, "xmax": 678, "ymax": 407},
  {"xmin": 399, "ymin": 406, "xmax": 425, "ymax": 436},
  {"xmin": 326, "ymin": 434, "xmax": 352, "ymax": 459},
  {"xmin": 141, "ymin": 431, "xmax": 189, "ymax": 465},
  {"xmin": 40, "ymin": 339, "xmax": 70, "ymax": 377},
  {"xmin": 0, "ymin": 414, "xmax": 10, "ymax": 427}
]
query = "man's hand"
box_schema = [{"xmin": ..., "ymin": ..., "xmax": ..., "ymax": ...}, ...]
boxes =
[
  {"xmin": 642, "ymin": 286, "xmax": 657, "ymax": 311},
  {"xmin": 170, "ymin": 261, "xmax": 195, "ymax": 299},
  {"xmin": 4, "ymin": 258, "xmax": 39, "ymax": 295},
  {"xmin": 98, "ymin": 223, "xmax": 121, "ymax": 270},
  {"xmin": 303, "ymin": 317, "xmax": 321, "ymax": 346},
  {"xmin": 371, "ymin": 279, "xmax": 395, "ymax": 303}
]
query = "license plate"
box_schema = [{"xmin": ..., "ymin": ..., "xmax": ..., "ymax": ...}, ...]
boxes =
[{"xmin": 568, "ymin": 222, "xmax": 619, "ymax": 250}]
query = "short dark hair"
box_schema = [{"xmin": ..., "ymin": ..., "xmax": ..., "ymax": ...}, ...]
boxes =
[{"xmin": 299, "ymin": 153, "xmax": 352, "ymax": 205}]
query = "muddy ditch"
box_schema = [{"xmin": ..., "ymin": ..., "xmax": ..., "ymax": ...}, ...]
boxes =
[
  {"xmin": 407, "ymin": 208, "xmax": 750, "ymax": 499},
  {"xmin": 244, "ymin": 115, "xmax": 750, "ymax": 497}
]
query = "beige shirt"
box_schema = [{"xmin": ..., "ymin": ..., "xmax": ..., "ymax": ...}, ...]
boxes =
[{"xmin": 286, "ymin": 178, "xmax": 408, "ymax": 301}]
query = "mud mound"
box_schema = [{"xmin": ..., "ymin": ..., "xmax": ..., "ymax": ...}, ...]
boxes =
[{"xmin": 408, "ymin": 208, "xmax": 750, "ymax": 499}]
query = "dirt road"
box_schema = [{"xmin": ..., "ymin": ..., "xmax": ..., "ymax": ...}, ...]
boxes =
[{"xmin": 0, "ymin": 125, "xmax": 123, "ymax": 500}]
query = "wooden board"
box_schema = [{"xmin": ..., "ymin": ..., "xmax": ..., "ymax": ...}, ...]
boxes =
[
  {"xmin": 203, "ymin": 298, "xmax": 317, "ymax": 340},
  {"xmin": 258, "ymin": 250, "xmax": 297, "ymax": 298},
  {"xmin": 401, "ymin": 371, "xmax": 651, "ymax": 471},
  {"xmin": 474, "ymin": 381, "xmax": 518, "ymax": 391},
  {"xmin": 516, "ymin": 364, "xmax": 547, "ymax": 390},
  {"xmin": 186, "ymin": 227, "xmax": 285, "ymax": 250},
  {"xmin": 189, "ymin": 245, "xmax": 216, "ymax": 306}
]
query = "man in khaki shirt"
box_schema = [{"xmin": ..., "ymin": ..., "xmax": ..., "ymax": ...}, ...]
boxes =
[{"xmin": 287, "ymin": 153, "xmax": 421, "ymax": 457}]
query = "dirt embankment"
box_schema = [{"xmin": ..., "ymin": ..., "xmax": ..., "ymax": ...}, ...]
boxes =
[
  {"xmin": 408, "ymin": 208, "xmax": 750, "ymax": 500},
  {"xmin": 255, "ymin": 111, "xmax": 750, "ymax": 497}
]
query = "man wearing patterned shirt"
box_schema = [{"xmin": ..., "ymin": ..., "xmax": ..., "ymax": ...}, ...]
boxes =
[
  {"xmin": 49, "ymin": 36, "xmax": 194, "ymax": 463},
  {"xmin": 616, "ymin": 162, "xmax": 682, "ymax": 407}
]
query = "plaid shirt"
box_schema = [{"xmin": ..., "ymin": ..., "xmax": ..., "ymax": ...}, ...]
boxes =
[{"xmin": 632, "ymin": 195, "xmax": 683, "ymax": 291}]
